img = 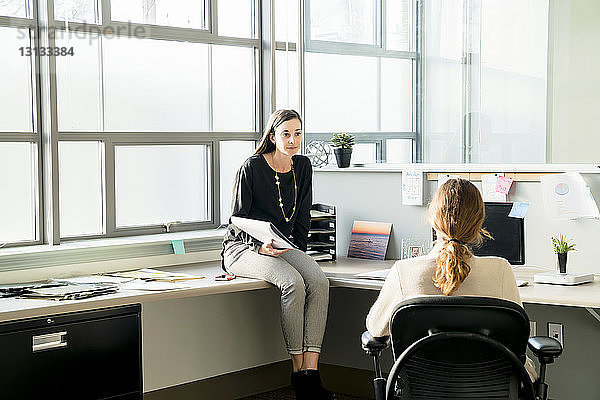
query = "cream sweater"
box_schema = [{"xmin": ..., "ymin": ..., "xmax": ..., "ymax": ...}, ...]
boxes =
[{"xmin": 365, "ymin": 242, "xmax": 537, "ymax": 380}]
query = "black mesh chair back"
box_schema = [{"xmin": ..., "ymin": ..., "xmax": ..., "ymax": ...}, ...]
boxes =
[{"xmin": 386, "ymin": 296, "xmax": 534, "ymax": 400}]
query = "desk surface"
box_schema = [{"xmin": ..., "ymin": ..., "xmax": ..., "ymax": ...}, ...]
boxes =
[{"xmin": 0, "ymin": 257, "xmax": 598, "ymax": 323}]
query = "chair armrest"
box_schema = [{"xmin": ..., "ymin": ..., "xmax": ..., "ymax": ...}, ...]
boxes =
[
  {"xmin": 361, "ymin": 331, "xmax": 390, "ymax": 356},
  {"xmin": 527, "ymin": 336, "xmax": 562, "ymax": 364}
]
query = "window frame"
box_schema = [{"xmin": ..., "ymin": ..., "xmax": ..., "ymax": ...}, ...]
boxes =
[
  {"xmin": 0, "ymin": 0, "xmax": 263, "ymax": 248},
  {"xmin": 302, "ymin": 0, "xmax": 422, "ymax": 163},
  {"xmin": 0, "ymin": 7, "xmax": 44, "ymax": 248}
]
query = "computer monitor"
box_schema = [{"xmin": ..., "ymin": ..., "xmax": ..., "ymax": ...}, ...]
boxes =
[
  {"xmin": 432, "ymin": 202, "xmax": 525, "ymax": 265},
  {"xmin": 475, "ymin": 202, "xmax": 525, "ymax": 265}
]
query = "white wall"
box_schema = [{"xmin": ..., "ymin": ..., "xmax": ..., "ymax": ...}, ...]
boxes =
[
  {"xmin": 314, "ymin": 170, "xmax": 600, "ymax": 274},
  {"xmin": 549, "ymin": 0, "xmax": 600, "ymax": 163}
]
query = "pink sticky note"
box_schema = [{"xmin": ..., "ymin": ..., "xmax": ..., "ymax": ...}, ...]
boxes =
[{"xmin": 495, "ymin": 176, "xmax": 513, "ymax": 194}]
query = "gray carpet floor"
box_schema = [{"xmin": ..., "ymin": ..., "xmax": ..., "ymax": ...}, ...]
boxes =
[{"xmin": 239, "ymin": 386, "xmax": 371, "ymax": 400}]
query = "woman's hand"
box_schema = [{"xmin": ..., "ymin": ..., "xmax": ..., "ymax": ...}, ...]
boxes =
[{"xmin": 259, "ymin": 239, "xmax": 290, "ymax": 257}]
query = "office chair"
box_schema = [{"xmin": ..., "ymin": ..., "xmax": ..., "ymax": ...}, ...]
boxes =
[{"xmin": 361, "ymin": 296, "xmax": 562, "ymax": 400}]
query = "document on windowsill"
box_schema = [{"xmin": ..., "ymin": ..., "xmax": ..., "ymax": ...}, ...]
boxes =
[
  {"xmin": 354, "ymin": 269, "xmax": 391, "ymax": 280},
  {"xmin": 231, "ymin": 216, "xmax": 298, "ymax": 249},
  {"xmin": 120, "ymin": 280, "xmax": 192, "ymax": 291},
  {"xmin": 54, "ymin": 275, "xmax": 134, "ymax": 285},
  {"xmin": 104, "ymin": 268, "xmax": 205, "ymax": 282}
]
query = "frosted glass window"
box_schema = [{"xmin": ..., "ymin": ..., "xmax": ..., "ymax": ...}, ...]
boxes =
[
  {"xmin": 111, "ymin": 0, "xmax": 205, "ymax": 29},
  {"xmin": 386, "ymin": 0, "xmax": 413, "ymax": 51},
  {"xmin": 54, "ymin": 0, "xmax": 98, "ymax": 23},
  {"xmin": 478, "ymin": 0, "xmax": 548, "ymax": 163},
  {"xmin": 351, "ymin": 143, "xmax": 377, "ymax": 164},
  {"xmin": 423, "ymin": 0, "xmax": 462, "ymax": 163},
  {"xmin": 310, "ymin": 0, "xmax": 375, "ymax": 45},
  {"xmin": 218, "ymin": 0, "xmax": 254, "ymax": 38},
  {"xmin": 115, "ymin": 145, "xmax": 210, "ymax": 227},
  {"xmin": 59, "ymin": 142, "xmax": 104, "ymax": 237},
  {"xmin": 305, "ymin": 53, "xmax": 377, "ymax": 132},
  {"xmin": 0, "ymin": 143, "xmax": 37, "ymax": 243},
  {"xmin": 0, "ymin": 0, "xmax": 30, "ymax": 17},
  {"xmin": 103, "ymin": 37, "xmax": 210, "ymax": 132},
  {"xmin": 220, "ymin": 141, "xmax": 255, "ymax": 224},
  {"xmin": 276, "ymin": 50, "xmax": 299, "ymax": 112},
  {"xmin": 386, "ymin": 139, "xmax": 412, "ymax": 163},
  {"xmin": 56, "ymin": 33, "xmax": 101, "ymax": 131},
  {"xmin": 275, "ymin": 0, "xmax": 299, "ymax": 42},
  {"xmin": 212, "ymin": 45, "xmax": 255, "ymax": 132},
  {"xmin": 381, "ymin": 58, "xmax": 413, "ymax": 132},
  {"xmin": 0, "ymin": 28, "xmax": 34, "ymax": 132}
]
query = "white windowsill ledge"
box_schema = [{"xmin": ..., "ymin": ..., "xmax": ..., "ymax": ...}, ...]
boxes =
[
  {"xmin": 0, "ymin": 229, "xmax": 226, "ymax": 285},
  {"xmin": 313, "ymin": 163, "xmax": 600, "ymax": 173}
]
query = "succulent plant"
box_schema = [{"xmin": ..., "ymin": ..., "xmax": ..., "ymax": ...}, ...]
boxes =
[{"xmin": 330, "ymin": 132, "xmax": 355, "ymax": 149}]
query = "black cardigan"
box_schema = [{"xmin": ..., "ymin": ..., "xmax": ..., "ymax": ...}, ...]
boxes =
[{"xmin": 229, "ymin": 154, "xmax": 313, "ymax": 251}]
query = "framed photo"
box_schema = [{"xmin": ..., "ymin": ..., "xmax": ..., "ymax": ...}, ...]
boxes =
[{"xmin": 402, "ymin": 238, "xmax": 431, "ymax": 259}]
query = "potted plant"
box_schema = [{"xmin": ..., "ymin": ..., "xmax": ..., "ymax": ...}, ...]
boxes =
[
  {"xmin": 331, "ymin": 132, "xmax": 355, "ymax": 168},
  {"xmin": 551, "ymin": 234, "xmax": 576, "ymax": 274}
]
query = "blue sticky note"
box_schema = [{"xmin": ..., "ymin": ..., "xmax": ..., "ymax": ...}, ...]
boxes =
[
  {"xmin": 172, "ymin": 239, "xmax": 186, "ymax": 255},
  {"xmin": 508, "ymin": 202, "xmax": 530, "ymax": 219}
]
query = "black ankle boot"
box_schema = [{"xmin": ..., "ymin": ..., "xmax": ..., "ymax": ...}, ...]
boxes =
[
  {"xmin": 294, "ymin": 370, "xmax": 337, "ymax": 400},
  {"xmin": 291, "ymin": 371, "xmax": 307, "ymax": 400}
]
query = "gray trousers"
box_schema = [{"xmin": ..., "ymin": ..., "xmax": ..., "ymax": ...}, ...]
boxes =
[{"xmin": 224, "ymin": 246, "xmax": 330, "ymax": 355}]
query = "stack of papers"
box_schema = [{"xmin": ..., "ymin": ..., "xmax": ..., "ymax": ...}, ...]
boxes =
[
  {"xmin": 103, "ymin": 268, "xmax": 205, "ymax": 282},
  {"xmin": 20, "ymin": 283, "xmax": 118, "ymax": 300}
]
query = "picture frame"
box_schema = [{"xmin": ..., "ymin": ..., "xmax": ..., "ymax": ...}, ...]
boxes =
[{"xmin": 401, "ymin": 238, "xmax": 432, "ymax": 259}]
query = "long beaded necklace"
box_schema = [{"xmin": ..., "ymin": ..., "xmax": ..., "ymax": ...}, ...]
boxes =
[{"xmin": 273, "ymin": 158, "xmax": 297, "ymax": 222}]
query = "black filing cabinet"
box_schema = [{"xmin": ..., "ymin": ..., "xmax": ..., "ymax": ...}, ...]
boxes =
[{"xmin": 0, "ymin": 304, "xmax": 142, "ymax": 399}]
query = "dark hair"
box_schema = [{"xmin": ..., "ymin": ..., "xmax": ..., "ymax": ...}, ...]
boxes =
[{"xmin": 254, "ymin": 109, "xmax": 302, "ymax": 155}]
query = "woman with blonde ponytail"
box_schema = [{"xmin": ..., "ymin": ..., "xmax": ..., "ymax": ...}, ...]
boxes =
[{"xmin": 365, "ymin": 178, "xmax": 537, "ymax": 381}]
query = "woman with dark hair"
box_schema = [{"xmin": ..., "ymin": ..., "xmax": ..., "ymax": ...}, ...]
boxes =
[
  {"xmin": 222, "ymin": 109, "xmax": 335, "ymax": 399},
  {"xmin": 366, "ymin": 178, "xmax": 537, "ymax": 381}
]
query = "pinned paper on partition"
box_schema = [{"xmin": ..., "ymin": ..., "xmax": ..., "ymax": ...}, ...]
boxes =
[
  {"xmin": 402, "ymin": 170, "xmax": 423, "ymax": 205},
  {"xmin": 508, "ymin": 202, "xmax": 530, "ymax": 218},
  {"xmin": 172, "ymin": 239, "xmax": 186, "ymax": 255},
  {"xmin": 540, "ymin": 172, "xmax": 600, "ymax": 220},
  {"xmin": 481, "ymin": 173, "xmax": 506, "ymax": 202},
  {"xmin": 495, "ymin": 176, "xmax": 514, "ymax": 195},
  {"xmin": 438, "ymin": 174, "xmax": 461, "ymax": 189}
]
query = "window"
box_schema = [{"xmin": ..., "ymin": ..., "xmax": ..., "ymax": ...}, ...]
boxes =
[
  {"xmin": 111, "ymin": 0, "xmax": 206, "ymax": 29},
  {"xmin": 115, "ymin": 145, "xmax": 210, "ymax": 228},
  {"xmin": 304, "ymin": 0, "xmax": 417, "ymax": 164},
  {"xmin": 0, "ymin": 17, "xmax": 40, "ymax": 246},
  {"xmin": 2, "ymin": 0, "xmax": 262, "ymax": 248},
  {"xmin": 0, "ymin": 143, "xmax": 38, "ymax": 244},
  {"xmin": 59, "ymin": 141, "xmax": 104, "ymax": 237},
  {"xmin": 423, "ymin": 0, "xmax": 549, "ymax": 163},
  {"xmin": 49, "ymin": 0, "xmax": 258, "ymax": 242}
]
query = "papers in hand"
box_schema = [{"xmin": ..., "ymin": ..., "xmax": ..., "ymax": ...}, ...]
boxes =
[{"xmin": 231, "ymin": 216, "xmax": 297, "ymax": 249}]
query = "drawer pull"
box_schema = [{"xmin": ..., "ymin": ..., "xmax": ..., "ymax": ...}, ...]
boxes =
[{"xmin": 32, "ymin": 331, "xmax": 67, "ymax": 352}]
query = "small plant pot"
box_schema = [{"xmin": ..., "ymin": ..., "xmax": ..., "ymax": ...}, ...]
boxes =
[
  {"xmin": 334, "ymin": 148, "xmax": 352, "ymax": 168},
  {"xmin": 557, "ymin": 252, "xmax": 568, "ymax": 274}
]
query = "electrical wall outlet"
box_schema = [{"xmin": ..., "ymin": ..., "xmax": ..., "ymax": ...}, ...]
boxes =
[
  {"xmin": 529, "ymin": 321, "xmax": 537, "ymax": 337},
  {"xmin": 548, "ymin": 322, "xmax": 564, "ymax": 347}
]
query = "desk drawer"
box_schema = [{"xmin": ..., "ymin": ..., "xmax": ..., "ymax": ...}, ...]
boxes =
[{"xmin": 0, "ymin": 305, "xmax": 141, "ymax": 400}]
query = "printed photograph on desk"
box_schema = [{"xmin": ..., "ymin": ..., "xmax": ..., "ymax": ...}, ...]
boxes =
[
  {"xmin": 347, "ymin": 221, "xmax": 392, "ymax": 260},
  {"xmin": 401, "ymin": 238, "xmax": 432, "ymax": 259}
]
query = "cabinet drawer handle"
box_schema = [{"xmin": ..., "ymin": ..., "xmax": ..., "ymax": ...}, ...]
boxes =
[{"xmin": 32, "ymin": 331, "xmax": 67, "ymax": 352}]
